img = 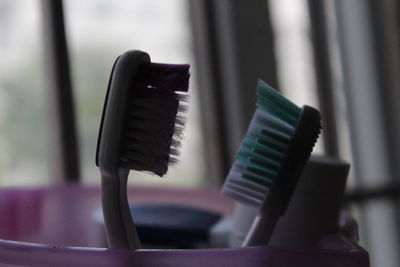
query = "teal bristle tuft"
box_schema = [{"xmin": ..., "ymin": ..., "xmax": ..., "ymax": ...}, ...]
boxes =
[
  {"xmin": 221, "ymin": 79, "xmax": 321, "ymax": 209},
  {"xmin": 256, "ymin": 80, "xmax": 301, "ymax": 126}
]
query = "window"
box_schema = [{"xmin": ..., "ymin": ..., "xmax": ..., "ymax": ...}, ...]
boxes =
[
  {"xmin": 0, "ymin": 0, "xmax": 207, "ymax": 187},
  {"xmin": 63, "ymin": 0, "xmax": 206, "ymax": 187},
  {"xmin": 269, "ymin": 0, "xmax": 323, "ymax": 153},
  {"xmin": 0, "ymin": 0, "xmax": 48, "ymax": 186},
  {"xmin": 2, "ymin": 1, "xmax": 400, "ymax": 265}
]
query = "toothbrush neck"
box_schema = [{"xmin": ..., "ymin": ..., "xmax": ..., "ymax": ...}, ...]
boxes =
[{"xmin": 261, "ymin": 188, "xmax": 286, "ymax": 217}]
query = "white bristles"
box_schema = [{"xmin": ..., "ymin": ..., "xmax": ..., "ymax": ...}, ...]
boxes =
[
  {"xmin": 221, "ymin": 108, "xmax": 293, "ymax": 209},
  {"xmin": 222, "ymin": 161, "xmax": 270, "ymax": 208},
  {"xmin": 120, "ymin": 91, "xmax": 189, "ymax": 176},
  {"xmin": 251, "ymin": 109, "xmax": 295, "ymax": 137}
]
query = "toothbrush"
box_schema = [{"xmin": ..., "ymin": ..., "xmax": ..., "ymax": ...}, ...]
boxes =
[
  {"xmin": 221, "ymin": 79, "xmax": 321, "ymax": 246},
  {"xmin": 96, "ymin": 50, "xmax": 190, "ymax": 249}
]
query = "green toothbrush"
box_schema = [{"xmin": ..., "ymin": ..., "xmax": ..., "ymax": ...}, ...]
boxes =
[{"xmin": 221, "ymin": 79, "xmax": 321, "ymax": 246}]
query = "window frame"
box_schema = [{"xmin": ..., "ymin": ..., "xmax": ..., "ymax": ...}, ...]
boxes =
[{"xmin": 42, "ymin": 0, "xmax": 80, "ymax": 182}]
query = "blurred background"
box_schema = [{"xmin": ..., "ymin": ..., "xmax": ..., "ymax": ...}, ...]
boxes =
[{"xmin": 0, "ymin": 0, "xmax": 399, "ymax": 266}]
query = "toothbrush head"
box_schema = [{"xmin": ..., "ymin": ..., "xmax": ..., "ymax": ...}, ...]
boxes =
[
  {"xmin": 96, "ymin": 50, "xmax": 190, "ymax": 177},
  {"xmin": 222, "ymin": 79, "xmax": 321, "ymax": 215}
]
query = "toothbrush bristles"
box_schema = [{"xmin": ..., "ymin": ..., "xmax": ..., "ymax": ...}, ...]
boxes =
[{"xmin": 119, "ymin": 62, "xmax": 190, "ymax": 177}]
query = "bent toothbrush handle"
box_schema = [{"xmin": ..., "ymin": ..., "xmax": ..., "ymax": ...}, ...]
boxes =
[
  {"xmin": 242, "ymin": 207, "xmax": 280, "ymax": 247},
  {"xmin": 101, "ymin": 174, "xmax": 129, "ymax": 248},
  {"xmin": 118, "ymin": 168, "xmax": 142, "ymax": 249},
  {"xmin": 101, "ymin": 171, "xmax": 141, "ymax": 249}
]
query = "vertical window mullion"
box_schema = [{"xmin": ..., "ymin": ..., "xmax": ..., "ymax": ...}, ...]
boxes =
[
  {"xmin": 307, "ymin": 0, "xmax": 339, "ymax": 157},
  {"xmin": 41, "ymin": 0, "xmax": 80, "ymax": 182}
]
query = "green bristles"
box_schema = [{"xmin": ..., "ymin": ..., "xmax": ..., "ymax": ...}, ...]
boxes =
[
  {"xmin": 222, "ymin": 79, "xmax": 304, "ymax": 207},
  {"xmin": 257, "ymin": 80, "xmax": 301, "ymax": 126},
  {"xmin": 222, "ymin": 79, "xmax": 321, "ymax": 220}
]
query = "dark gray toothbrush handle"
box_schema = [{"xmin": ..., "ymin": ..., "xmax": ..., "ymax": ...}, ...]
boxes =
[{"xmin": 101, "ymin": 170, "xmax": 141, "ymax": 249}]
